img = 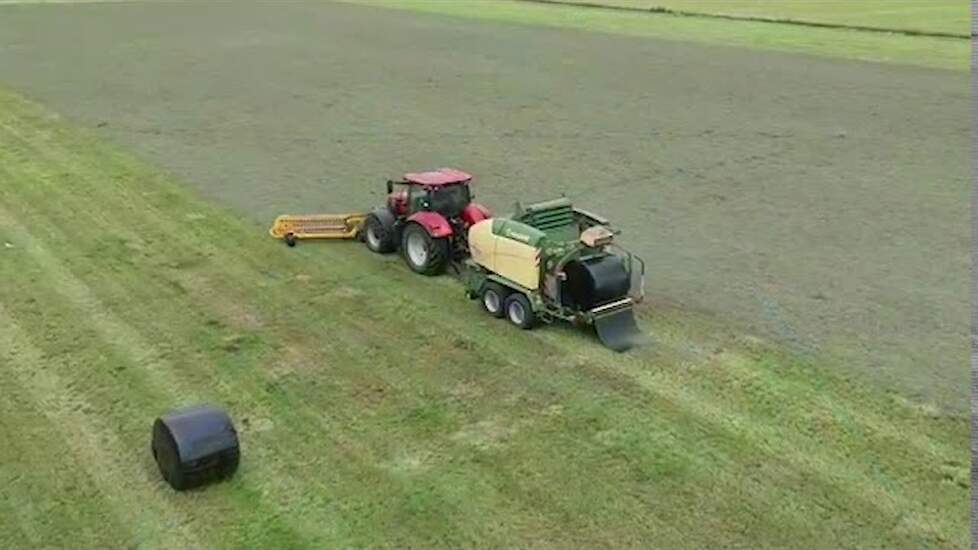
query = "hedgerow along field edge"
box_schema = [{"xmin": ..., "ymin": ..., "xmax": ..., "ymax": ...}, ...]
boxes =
[{"xmin": 0, "ymin": 88, "xmax": 969, "ymax": 548}]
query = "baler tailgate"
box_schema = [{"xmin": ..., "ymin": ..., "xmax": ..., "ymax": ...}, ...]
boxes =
[{"xmin": 592, "ymin": 300, "xmax": 644, "ymax": 352}]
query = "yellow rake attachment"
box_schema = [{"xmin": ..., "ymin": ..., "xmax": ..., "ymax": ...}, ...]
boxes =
[{"xmin": 268, "ymin": 213, "xmax": 367, "ymax": 246}]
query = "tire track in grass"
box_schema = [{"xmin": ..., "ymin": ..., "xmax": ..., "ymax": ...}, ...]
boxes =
[
  {"xmin": 0, "ymin": 106, "xmax": 314, "ymax": 327},
  {"xmin": 1, "ymin": 90, "xmax": 965, "ymax": 545},
  {"xmin": 556, "ymin": 338, "xmax": 965, "ymax": 546},
  {"xmin": 0, "ymin": 260, "xmax": 322, "ymax": 549},
  {"xmin": 0, "ymin": 199, "xmax": 348, "ymax": 547},
  {"xmin": 0, "ymin": 203, "xmax": 204, "ymax": 405},
  {"xmin": 0, "ymin": 369, "xmax": 135, "ymax": 549},
  {"xmin": 0, "ymin": 127, "xmax": 348, "ymax": 544},
  {"xmin": 0, "ymin": 306, "xmax": 202, "ymax": 550},
  {"xmin": 0, "ymin": 141, "xmax": 445, "ymax": 543},
  {"xmin": 0, "ymin": 463, "xmax": 43, "ymax": 549},
  {"xmin": 645, "ymin": 314, "xmax": 965, "ymax": 460},
  {"xmin": 0, "ymin": 205, "xmax": 367, "ymax": 544},
  {"xmin": 546, "ymin": 308, "xmax": 964, "ymax": 462},
  {"xmin": 125, "ymin": 235, "xmax": 652, "ymax": 546},
  {"xmin": 720, "ymin": 349, "xmax": 965, "ymax": 460},
  {"xmin": 528, "ymin": 328, "xmax": 954, "ymax": 537},
  {"xmin": 3, "ymin": 141, "xmax": 956, "ymax": 544},
  {"xmin": 0, "ymin": 154, "xmax": 804, "ymax": 548},
  {"xmin": 0, "ymin": 136, "xmax": 417, "ymax": 543},
  {"xmin": 99, "ymin": 262, "xmax": 546, "ymax": 546},
  {"xmin": 316, "ymin": 289, "xmax": 699, "ymax": 545},
  {"xmin": 0, "ymin": 98, "xmax": 583, "ymax": 544}
]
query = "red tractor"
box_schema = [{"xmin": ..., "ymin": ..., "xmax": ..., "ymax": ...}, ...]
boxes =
[{"xmin": 361, "ymin": 168, "xmax": 491, "ymax": 275}]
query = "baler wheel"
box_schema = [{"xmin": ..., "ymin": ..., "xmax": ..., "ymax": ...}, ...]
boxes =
[
  {"xmin": 481, "ymin": 282, "xmax": 508, "ymax": 318},
  {"xmin": 504, "ymin": 293, "xmax": 536, "ymax": 330}
]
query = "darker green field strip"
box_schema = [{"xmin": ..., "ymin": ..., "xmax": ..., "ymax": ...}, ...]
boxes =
[
  {"xmin": 0, "ymin": 87, "xmax": 970, "ymax": 548},
  {"xmin": 517, "ymin": 0, "xmax": 971, "ymax": 39},
  {"xmin": 339, "ymin": 0, "xmax": 968, "ymax": 70}
]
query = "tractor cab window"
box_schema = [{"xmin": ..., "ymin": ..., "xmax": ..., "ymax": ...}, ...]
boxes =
[
  {"xmin": 428, "ymin": 184, "xmax": 471, "ymax": 217},
  {"xmin": 408, "ymin": 185, "xmax": 428, "ymax": 212}
]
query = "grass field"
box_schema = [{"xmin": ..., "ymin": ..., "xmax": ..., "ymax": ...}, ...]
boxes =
[
  {"xmin": 538, "ymin": 0, "xmax": 969, "ymax": 36},
  {"xmin": 0, "ymin": 0, "xmax": 968, "ymax": 412},
  {"xmin": 0, "ymin": 1, "xmax": 970, "ymax": 548},
  {"xmin": 341, "ymin": 0, "xmax": 969, "ymax": 70},
  {"xmin": 0, "ymin": 87, "xmax": 969, "ymax": 549}
]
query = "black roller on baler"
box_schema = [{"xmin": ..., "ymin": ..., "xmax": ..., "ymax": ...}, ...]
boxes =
[
  {"xmin": 561, "ymin": 255, "xmax": 631, "ymax": 310},
  {"xmin": 151, "ymin": 405, "xmax": 240, "ymax": 491}
]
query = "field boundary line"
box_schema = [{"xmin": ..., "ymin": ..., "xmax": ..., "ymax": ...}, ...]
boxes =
[{"xmin": 517, "ymin": 0, "xmax": 970, "ymax": 39}]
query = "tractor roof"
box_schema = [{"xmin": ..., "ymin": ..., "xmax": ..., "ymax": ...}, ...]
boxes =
[{"xmin": 402, "ymin": 168, "xmax": 472, "ymax": 187}]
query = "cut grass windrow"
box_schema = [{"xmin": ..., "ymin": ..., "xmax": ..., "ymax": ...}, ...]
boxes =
[{"xmin": 0, "ymin": 88, "xmax": 969, "ymax": 548}]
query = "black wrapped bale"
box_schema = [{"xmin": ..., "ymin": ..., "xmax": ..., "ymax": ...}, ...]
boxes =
[{"xmin": 151, "ymin": 405, "xmax": 240, "ymax": 491}]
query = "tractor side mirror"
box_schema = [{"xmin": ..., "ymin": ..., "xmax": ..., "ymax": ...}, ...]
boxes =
[{"xmin": 386, "ymin": 180, "xmax": 394, "ymax": 194}]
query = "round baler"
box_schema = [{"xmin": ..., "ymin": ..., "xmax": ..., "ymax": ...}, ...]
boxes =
[{"xmin": 464, "ymin": 199, "xmax": 644, "ymax": 351}]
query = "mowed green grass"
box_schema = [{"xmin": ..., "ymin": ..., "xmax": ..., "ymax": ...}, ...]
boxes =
[
  {"xmin": 342, "ymin": 0, "xmax": 968, "ymax": 70},
  {"xmin": 547, "ymin": 0, "xmax": 968, "ymax": 36},
  {"xmin": 0, "ymin": 90, "xmax": 969, "ymax": 548}
]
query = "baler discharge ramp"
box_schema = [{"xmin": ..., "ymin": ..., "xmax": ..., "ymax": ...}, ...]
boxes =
[
  {"xmin": 269, "ymin": 213, "xmax": 366, "ymax": 246},
  {"xmin": 591, "ymin": 299, "xmax": 643, "ymax": 352}
]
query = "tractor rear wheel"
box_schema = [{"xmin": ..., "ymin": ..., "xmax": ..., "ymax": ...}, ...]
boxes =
[
  {"xmin": 401, "ymin": 223, "xmax": 449, "ymax": 276},
  {"xmin": 481, "ymin": 282, "xmax": 508, "ymax": 318},
  {"xmin": 364, "ymin": 214, "xmax": 397, "ymax": 254},
  {"xmin": 504, "ymin": 293, "xmax": 536, "ymax": 330}
]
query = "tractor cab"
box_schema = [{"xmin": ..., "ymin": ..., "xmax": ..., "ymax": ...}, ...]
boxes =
[
  {"xmin": 387, "ymin": 168, "xmax": 473, "ymax": 218},
  {"xmin": 366, "ymin": 168, "xmax": 492, "ymax": 276}
]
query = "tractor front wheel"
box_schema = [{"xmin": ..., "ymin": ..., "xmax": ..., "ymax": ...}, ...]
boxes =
[
  {"xmin": 401, "ymin": 222, "xmax": 449, "ymax": 276},
  {"xmin": 364, "ymin": 214, "xmax": 397, "ymax": 254}
]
